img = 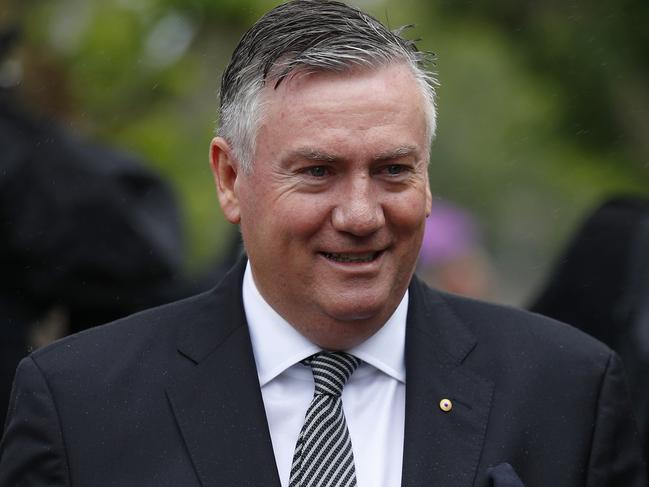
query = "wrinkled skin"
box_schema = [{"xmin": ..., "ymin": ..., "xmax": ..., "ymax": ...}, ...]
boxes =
[{"xmin": 211, "ymin": 63, "xmax": 432, "ymax": 350}]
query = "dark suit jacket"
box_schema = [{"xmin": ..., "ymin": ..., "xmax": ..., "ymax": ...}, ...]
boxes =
[{"xmin": 0, "ymin": 259, "xmax": 646, "ymax": 486}]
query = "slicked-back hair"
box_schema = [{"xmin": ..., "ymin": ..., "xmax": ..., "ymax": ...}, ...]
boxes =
[{"xmin": 218, "ymin": 0, "xmax": 437, "ymax": 173}]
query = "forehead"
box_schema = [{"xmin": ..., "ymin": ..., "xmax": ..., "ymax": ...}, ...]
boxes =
[
  {"xmin": 257, "ymin": 63, "xmax": 428, "ymax": 152},
  {"xmin": 265, "ymin": 62, "xmax": 422, "ymax": 106}
]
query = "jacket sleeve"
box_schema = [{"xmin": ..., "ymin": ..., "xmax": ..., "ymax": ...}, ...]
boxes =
[
  {"xmin": 586, "ymin": 352, "xmax": 647, "ymax": 487},
  {"xmin": 0, "ymin": 357, "xmax": 70, "ymax": 486}
]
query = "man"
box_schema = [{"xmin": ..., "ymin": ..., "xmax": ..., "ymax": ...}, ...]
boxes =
[{"xmin": 0, "ymin": 1, "xmax": 646, "ymax": 486}]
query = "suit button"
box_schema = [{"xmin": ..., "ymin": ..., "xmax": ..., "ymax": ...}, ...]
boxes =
[{"xmin": 439, "ymin": 398, "xmax": 452, "ymax": 412}]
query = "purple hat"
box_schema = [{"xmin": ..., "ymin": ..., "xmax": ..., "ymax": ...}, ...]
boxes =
[{"xmin": 418, "ymin": 201, "xmax": 481, "ymax": 266}]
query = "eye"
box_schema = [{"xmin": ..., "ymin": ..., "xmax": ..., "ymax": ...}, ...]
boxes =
[
  {"xmin": 304, "ymin": 166, "xmax": 330, "ymax": 177},
  {"xmin": 380, "ymin": 164, "xmax": 412, "ymax": 177},
  {"xmin": 385, "ymin": 164, "xmax": 405, "ymax": 176}
]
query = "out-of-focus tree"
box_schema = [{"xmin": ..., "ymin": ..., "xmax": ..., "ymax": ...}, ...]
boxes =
[
  {"xmin": 2, "ymin": 0, "xmax": 647, "ymax": 302},
  {"xmin": 437, "ymin": 0, "xmax": 649, "ymax": 176}
]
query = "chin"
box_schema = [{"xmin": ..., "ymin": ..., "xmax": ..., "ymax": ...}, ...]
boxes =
[
  {"xmin": 323, "ymin": 296, "xmax": 384, "ymax": 321},
  {"xmin": 328, "ymin": 281, "xmax": 391, "ymax": 307},
  {"xmin": 305, "ymin": 299, "xmax": 389, "ymax": 350}
]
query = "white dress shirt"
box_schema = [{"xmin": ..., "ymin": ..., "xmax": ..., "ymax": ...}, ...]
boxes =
[{"xmin": 243, "ymin": 262, "xmax": 407, "ymax": 487}]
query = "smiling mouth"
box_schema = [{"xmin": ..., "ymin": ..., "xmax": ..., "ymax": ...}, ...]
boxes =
[{"xmin": 321, "ymin": 251, "xmax": 381, "ymax": 263}]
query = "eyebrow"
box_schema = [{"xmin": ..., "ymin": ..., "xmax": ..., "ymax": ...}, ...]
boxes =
[
  {"xmin": 292, "ymin": 148, "xmax": 338, "ymax": 162},
  {"xmin": 372, "ymin": 145, "xmax": 418, "ymax": 162},
  {"xmin": 290, "ymin": 145, "xmax": 418, "ymax": 163}
]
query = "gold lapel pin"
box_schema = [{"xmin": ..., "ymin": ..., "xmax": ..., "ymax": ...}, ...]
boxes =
[{"xmin": 439, "ymin": 398, "xmax": 453, "ymax": 412}]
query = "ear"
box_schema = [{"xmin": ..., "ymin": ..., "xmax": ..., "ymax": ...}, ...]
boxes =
[{"xmin": 210, "ymin": 137, "xmax": 241, "ymax": 224}]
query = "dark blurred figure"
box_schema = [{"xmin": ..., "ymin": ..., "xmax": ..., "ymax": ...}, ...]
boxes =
[
  {"xmin": 0, "ymin": 26, "xmax": 194, "ymax": 424},
  {"xmin": 530, "ymin": 196, "xmax": 649, "ymax": 464}
]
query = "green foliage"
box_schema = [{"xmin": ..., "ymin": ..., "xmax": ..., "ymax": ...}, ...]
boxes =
[{"xmin": 8, "ymin": 0, "xmax": 648, "ymax": 302}]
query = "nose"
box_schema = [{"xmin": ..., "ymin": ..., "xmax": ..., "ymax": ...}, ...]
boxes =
[{"xmin": 331, "ymin": 175, "xmax": 385, "ymax": 237}]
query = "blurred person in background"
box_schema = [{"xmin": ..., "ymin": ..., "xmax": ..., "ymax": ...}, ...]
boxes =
[
  {"xmin": 417, "ymin": 200, "xmax": 497, "ymax": 300},
  {"xmin": 0, "ymin": 25, "xmax": 196, "ymax": 424},
  {"xmin": 531, "ymin": 196, "xmax": 649, "ymax": 470},
  {"xmin": 0, "ymin": 23, "xmax": 246, "ymax": 427}
]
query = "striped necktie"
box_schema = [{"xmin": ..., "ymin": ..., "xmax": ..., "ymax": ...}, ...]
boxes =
[{"xmin": 289, "ymin": 352, "xmax": 362, "ymax": 487}]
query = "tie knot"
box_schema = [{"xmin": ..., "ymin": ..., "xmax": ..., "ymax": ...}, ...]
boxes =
[{"xmin": 303, "ymin": 352, "xmax": 361, "ymax": 397}]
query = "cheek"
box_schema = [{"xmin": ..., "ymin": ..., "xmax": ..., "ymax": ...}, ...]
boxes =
[
  {"xmin": 236, "ymin": 177, "xmax": 264, "ymax": 221},
  {"xmin": 385, "ymin": 193, "xmax": 429, "ymax": 231},
  {"xmin": 281, "ymin": 196, "xmax": 333, "ymax": 236}
]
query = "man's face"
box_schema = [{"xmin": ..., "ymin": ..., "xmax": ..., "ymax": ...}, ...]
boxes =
[{"xmin": 212, "ymin": 63, "xmax": 432, "ymax": 350}]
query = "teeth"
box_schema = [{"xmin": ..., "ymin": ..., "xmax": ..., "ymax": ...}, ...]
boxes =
[{"xmin": 323, "ymin": 252, "xmax": 377, "ymax": 263}]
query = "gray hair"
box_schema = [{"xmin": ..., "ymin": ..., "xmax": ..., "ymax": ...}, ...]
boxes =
[{"xmin": 218, "ymin": 0, "xmax": 437, "ymax": 173}]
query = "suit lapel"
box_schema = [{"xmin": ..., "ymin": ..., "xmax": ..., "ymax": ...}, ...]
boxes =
[
  {"xmin": 402, "ymin": 279, "xmax": 494, "ymax": 487},
  {"xmin": 165, "ymin": 260, "xmax": 281, "ymax": 487},
  {"xmin": 164, "ymin": 262, "xmax": 493, "ymax": 486}
]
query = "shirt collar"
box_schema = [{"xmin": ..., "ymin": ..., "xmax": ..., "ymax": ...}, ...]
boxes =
[{"xmin": 243, "ymin": 262, "xmax": 407, "ymax": 387}]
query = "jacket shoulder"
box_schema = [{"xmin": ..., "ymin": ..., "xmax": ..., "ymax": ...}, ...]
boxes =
[
  {"xmin": 30, "ymin": 288, "xmax": 220, "ymax": 373},
  {"xmin": 429, "ymin": 286, "xmax": 613, "ymax": 371}
]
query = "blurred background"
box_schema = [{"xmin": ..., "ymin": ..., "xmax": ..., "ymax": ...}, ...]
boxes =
[
  {"xmin": 1, "ymin": 0, "xmax": 648, "ymax": 305},
  {"xmin": 3, "ymin": 0, "xmax": 649, "ymax": 451}
]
